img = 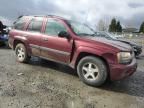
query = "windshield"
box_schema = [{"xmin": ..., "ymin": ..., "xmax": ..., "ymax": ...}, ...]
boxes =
[{"xmin": 67, "ymin": 21, "xmax": 95, "ymax": 36}]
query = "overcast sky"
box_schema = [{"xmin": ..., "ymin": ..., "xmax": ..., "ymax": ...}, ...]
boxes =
[{"xmin": 0, "ymin": 0, "xmax": 144, "ymax": 28}]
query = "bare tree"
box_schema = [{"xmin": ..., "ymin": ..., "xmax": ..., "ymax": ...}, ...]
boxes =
[{"xmin": 97, "ymin": 19, "xmax": 108, "ymax": 31}]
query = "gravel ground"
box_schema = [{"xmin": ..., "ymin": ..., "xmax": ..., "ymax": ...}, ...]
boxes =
[{"xmin": 0, "ymin": 40, "xmax": 144, "ymax": 108}]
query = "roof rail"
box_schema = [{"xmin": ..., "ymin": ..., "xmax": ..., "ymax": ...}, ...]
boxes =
[
  {"xmin": 16, "ymin": 15, "xmax": 66, "ymax": 21},
  {"xmin": 35, "ymin": 15, "xmax": 64, "ymax": 19},
  {"xmin": 17, "ymin": 15, "xmax": 65, "ymax": 19}
]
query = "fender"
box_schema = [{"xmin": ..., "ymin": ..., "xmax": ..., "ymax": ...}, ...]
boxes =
[
  {"xmin": 13, "ymin": 35, "xmax": 32, "ymax": 56},
  {"xmin": 15, "ymin": 35, "xmax": 27, "ymax": 43},
  {"xmin": 70, "ymin": 46, "xmax": 117, "ymax": 68}
]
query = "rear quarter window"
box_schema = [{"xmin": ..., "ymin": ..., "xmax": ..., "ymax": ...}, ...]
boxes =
[{"xmin": 13, "ymin": 17, "xmax": 26, "ymax": 30}]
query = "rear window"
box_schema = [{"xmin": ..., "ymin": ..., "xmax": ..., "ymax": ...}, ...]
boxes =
[
  {"xmin": 27, "ymin": 17, "xmax": 43, "ymax": 33},
  {"xmin": 13, "ymin": 17, "xmax": 26, "ymax": 30}
]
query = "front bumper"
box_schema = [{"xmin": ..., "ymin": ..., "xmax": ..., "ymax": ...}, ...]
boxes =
[{"xmin": 110, "ymin": 58, "xmax": 137, "ymax": 81}]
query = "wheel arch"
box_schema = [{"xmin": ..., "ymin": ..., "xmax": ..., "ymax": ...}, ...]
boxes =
[
  {"xmin": 75, "ymin": 52, "xmax": 110, "ymax": 80},
  {"xmin": 13, "ymin": 39, "xmax": 31, "ymax": 56},
  {"xmin": 13, "ymin": 39, "xmax": 25, "ymax": 50}
]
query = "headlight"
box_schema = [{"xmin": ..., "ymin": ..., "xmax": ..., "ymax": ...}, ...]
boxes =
[{"xmin": 117, "ymin": 52, "xmax": 133, "ymax": 64}]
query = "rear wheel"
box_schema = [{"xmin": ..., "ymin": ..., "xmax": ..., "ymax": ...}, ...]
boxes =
[
  {"xmin": 15, "ymin": 43, "xmax": 30, "ymax": 63},
  {"xmin": 77, "ymin": 56, "xmax": 107, "ymax": 86}
]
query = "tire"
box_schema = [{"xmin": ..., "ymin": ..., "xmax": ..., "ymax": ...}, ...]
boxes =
[
  {"xmin": 77, "ymin": 56, "xmax": 107, "ymax": 86},
  {"xmin": 15, "ymin": 43, "xmax": 30, "ymax": 63}
]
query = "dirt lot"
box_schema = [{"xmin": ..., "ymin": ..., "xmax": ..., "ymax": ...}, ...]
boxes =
[{"xmin": 0, "ymin": 39, "xmax": 144, "ymax": 108}]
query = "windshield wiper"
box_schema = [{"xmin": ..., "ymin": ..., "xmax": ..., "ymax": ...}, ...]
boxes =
[
  {"xmin": 77, "ymin": 33, "xmax": 95, "ymax": 36},
  {"xmin": 90, "ymin": 34, "xmax": 96, "ymax": 36}
]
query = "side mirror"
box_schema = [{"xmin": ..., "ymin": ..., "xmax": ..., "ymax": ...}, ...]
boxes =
[{"xmin": 58, "ymin": 31, "xmax": 70, "ymax": 39}]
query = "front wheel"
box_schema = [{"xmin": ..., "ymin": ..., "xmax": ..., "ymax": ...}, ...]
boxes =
[
  {"xmin": 77, "ymin": 56, "xmax": 107, "ymax": 86},
  {"xmin": 15, "ymin": 43, "xmax": 30, "ymax": 63}
]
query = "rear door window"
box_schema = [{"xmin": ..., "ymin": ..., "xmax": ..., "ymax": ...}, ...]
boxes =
[{"xmin": 27, "ymin": 17, "xmax": 43, "ymax": 33}]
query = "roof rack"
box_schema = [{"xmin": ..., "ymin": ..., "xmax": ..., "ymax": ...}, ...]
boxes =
[
  {"xmin": 35, "ymin": 15, "xmax": 65, "ymax": 19},
  {"xmin": 17, "ymin": 15, "xmax": 65, "ymax": 19},
  {"xmin": 16, "ymin": 15, "xmax": 67, "ymax": 22}
]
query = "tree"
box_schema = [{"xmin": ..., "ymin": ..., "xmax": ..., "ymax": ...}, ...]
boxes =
[
  {"xmin": 97, "ymin": 19, "xmax": 108, "ymax": 31},
  {"xmin": 109, "ymin": 18, "xmax": 117, "ymax": 32},
  {"xmin": 109, "ymin": 18, "xmax": 122, "ymax": 32},
  {"xmin": 116, "ymin": 21, "xmax": 122, "ymax": 32},
  {"xmin": 139, "ymin": 22, "xmax": 144, "ymax": 33}
]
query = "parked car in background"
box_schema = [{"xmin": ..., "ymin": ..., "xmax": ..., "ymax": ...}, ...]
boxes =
[
  {"xmin": 8, "ymin": 15, "xmax": 137, "ymax": 86},
  {"xmin": 95, "ymin": 32, "xmax": 142, "ymax": 57},
  {"xmin": 0, "ymin": 27, "xmax": 11, "ymax": 46},
  {"xmin": 0, "ymin": 34, "xmax": 8, "ymax": 45}
]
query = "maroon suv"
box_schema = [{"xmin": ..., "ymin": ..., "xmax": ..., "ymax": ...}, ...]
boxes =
[{"xmin": 8, "ymin": 15, "xmax": 137, "ymax": 86}]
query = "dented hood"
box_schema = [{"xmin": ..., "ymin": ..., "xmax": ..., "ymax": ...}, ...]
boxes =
[{"xmin": 85, "ymin": 36, "xmax": 132, "ymax": 51}]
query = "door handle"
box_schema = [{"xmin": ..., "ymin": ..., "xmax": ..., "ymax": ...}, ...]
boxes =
[
  {"xmin": 22, "ymin": 35, "xmax": 28, "ymax": 37},
  {"xmin": 43, "ymin": 38, "xmax": 48, "ymax": 41}
]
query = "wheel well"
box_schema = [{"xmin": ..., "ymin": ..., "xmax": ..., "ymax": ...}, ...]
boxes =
[
  {"xmin": 13, "ymin": 40, "xmax": 24, "ymax": 50},
  {"xmin": 75, "ymin": 52, "xmax": 110, "ymax": 79}
]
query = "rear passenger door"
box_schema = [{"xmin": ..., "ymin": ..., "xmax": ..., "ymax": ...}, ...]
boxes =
[
  {"xmin": 26, "ymin": 17, "xmax": 43, "ymax": 56},
  {"xmin": 40, "ymin": 18, "xmax": 73, "ymax": 63}
]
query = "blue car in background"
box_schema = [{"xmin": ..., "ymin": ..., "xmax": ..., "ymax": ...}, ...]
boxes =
[
  {"xmin": 0, "ymin": 34, "xmax": 8, "ymax": 46},
  {"xmin": 0, "ymin": 27, "xmax": 11, "ymax": 46}
]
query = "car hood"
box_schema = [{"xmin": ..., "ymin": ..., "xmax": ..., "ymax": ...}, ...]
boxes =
[
  {"xmin": 117, "ymin": 39, "xmax": 142, "ymax": 48},
  {"xmin": 84, "ymin": 36, "xmax": 132, "ymax": 51}
]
